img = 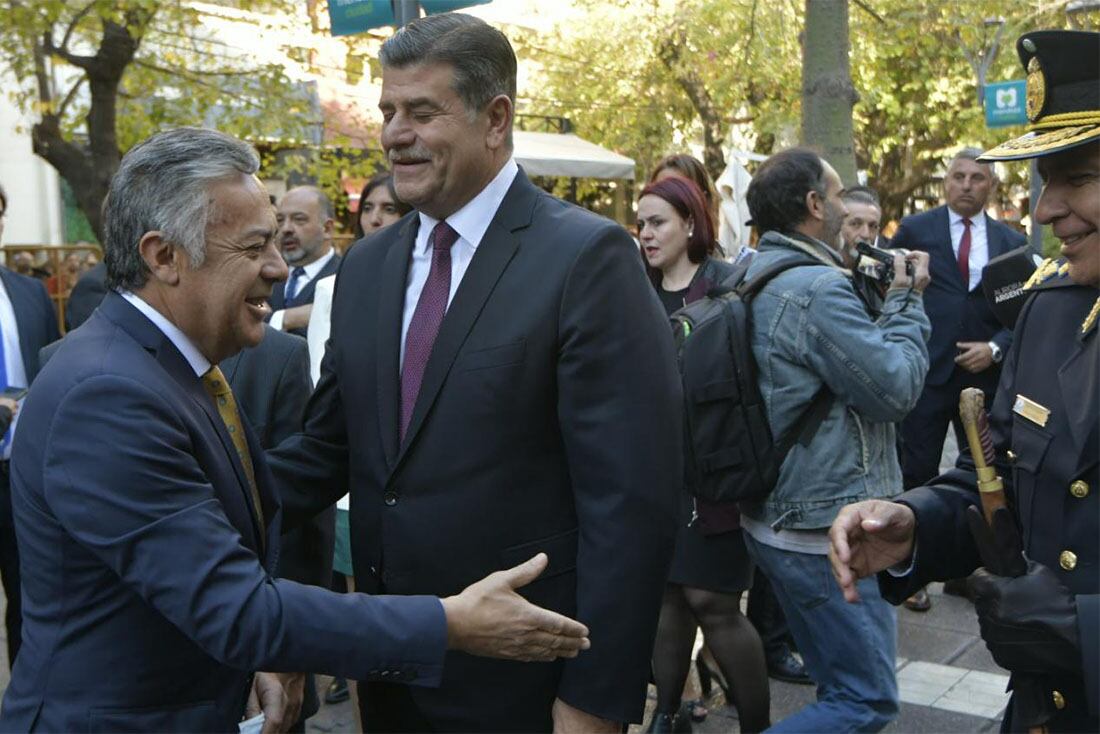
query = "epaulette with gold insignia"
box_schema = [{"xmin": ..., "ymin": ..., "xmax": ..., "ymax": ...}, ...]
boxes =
[{"xmin": 1022, "ymin": 257, "xmax": 1070, "ymax": 291}]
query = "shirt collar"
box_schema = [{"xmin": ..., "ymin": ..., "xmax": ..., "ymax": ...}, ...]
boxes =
[
  {"xmin": 416, "ymin": 158, "xmax": 519, "ymax": 254},
  {"xmin": 948, "ymin": 207, "xmax": 986, "ymax": 228},
  {"xmin": 294, "ymin": 247, "xmax": 336, "ymax": 279},
  {"xmin": 119, "ymin": 290, "xmax": 212, "ymax": 377}
]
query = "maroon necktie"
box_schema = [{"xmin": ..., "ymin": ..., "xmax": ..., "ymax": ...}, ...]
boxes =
[
  {"xmin": 400, "ymin": 221, "xmax": 459, "ymax": 442},
  {"xmin": 957, "ymin": 218, "xmax": 972, "ymax": 289}
]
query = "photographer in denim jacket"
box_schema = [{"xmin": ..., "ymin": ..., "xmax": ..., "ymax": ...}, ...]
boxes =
[{"xmin": 739, "ymin": 148, "xmax": 931, "ymax": 733}]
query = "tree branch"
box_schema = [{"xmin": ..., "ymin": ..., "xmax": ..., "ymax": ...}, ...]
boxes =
[
  {"xmin": 852, "ymin": 0, "xmax": 886, "ymax": 25},
  {"xmin": 57, "ymin": 77, "xmax": 86, "ymax": 119},
  {"xmin": 59, "ymin": 1, "xmax": 98, "ymax": 56}
]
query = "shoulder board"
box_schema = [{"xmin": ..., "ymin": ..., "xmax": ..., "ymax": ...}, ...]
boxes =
[{"xmin": 1023, "ymin": 258, "xmax": 1075, "ymax": 291}]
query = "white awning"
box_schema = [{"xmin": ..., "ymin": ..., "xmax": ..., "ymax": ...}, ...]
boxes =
[{"xmin": 513, "ymin": 131, "xmax": 635, "ymax": 180}]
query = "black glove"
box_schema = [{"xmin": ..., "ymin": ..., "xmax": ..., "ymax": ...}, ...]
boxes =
[{"xmin": 967, "ymin": 558, "xmax": 1080, "ymax": 675}]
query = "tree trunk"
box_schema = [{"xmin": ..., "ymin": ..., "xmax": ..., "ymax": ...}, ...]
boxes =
[
  {"xmin": 800, "ymin": 0, "xmax": 858, "ymax": 185},
  {"xmin": 30, "ymin": 10, "xmax": 151, "ymax": 241}
]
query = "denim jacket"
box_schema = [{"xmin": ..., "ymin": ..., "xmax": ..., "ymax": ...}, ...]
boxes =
[{"xmin": 741, "ymin": 231, "xmax": 931, "ymax": 530}]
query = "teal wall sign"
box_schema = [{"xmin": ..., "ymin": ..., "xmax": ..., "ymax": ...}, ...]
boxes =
[{"xmin": 984, "ymin": 80, "xmax": 1028, "ymax": 128}]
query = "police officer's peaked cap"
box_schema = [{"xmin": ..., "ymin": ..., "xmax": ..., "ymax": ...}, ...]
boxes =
[{"xmin": 980, "ymin": 30, "xmax": 1100, "ymax": 162}]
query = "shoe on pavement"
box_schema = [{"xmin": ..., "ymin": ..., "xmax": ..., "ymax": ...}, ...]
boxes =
[
  {"xmin": 943, "ymin": 578, "xmax": 970, "ymax": 598},
  {"xmin": 324, "ymin": 677, "xmax": 350, "ymax": 704},
  {"xmin": 904, "ymin": 588, "xmax": 932, "ymax": 612},
  {"xmin": 767, "ymin": 648, "xmax": 812, "ymax": 685}
]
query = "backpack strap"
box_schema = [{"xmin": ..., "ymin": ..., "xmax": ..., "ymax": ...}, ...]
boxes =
[
  {"xmin": 736, "ymin": 256, "xmax": 822, "ymax": 300},
  {"xmin": 776, "ymin": 386, "xmax": 832, "ymax": 456},
  {"xmin": 737, "ymin": 255, "xmax": 835, "ymax": 456}
]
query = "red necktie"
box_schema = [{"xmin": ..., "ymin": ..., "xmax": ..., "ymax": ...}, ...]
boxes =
[
  {"xmin": 400, "ymin": 221, "xmax": 459, "ymax": 442},
  {"xmin": 958, "ymin": 218, "xmax": 972, "ymax": 289}
]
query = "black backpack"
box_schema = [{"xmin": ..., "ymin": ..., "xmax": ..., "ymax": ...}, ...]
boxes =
[{"xmin": 670, "ymin": 258, "xmax": 831, "ymax": 504}]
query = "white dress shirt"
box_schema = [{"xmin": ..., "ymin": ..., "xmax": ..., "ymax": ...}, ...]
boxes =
[
  {"xmin": 0, "ymin": 277, "xmax": 29, "ymax": 459},
  {"xmin": 270, "ymin": 247, "xmax": 337, "ymax": 330},
  {"xmin": 948, "ymin": 207, "xmax": 989, "ymax": 292},
  {"xmin": 400, "ymin": 158, "xmax": 519, "ymax": 368},
  {"xmin": 121, "ymin": 291, "xmax": 211, "ymax": 378}
]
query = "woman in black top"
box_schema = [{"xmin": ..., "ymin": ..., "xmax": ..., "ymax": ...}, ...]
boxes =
[{"xmin": 637, "ymin": 176, "xmax": 769, "ymax": 733}]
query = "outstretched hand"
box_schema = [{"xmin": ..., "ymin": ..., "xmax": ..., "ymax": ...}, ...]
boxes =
[
  {"xmin": 441, "ymin": 553, "xmax": 591, "ymax": 662},
  {"xmin": 828, "ymin": 500, "xmax": 916, "ymax": 603}
]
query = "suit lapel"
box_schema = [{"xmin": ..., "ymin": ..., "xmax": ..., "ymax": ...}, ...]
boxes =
[
  {"xmin": 393, "ymin": 172, "xmax": 538, "ymax": 467},
  {"xmin": 937, "ymin": 207, "xmax": 968, "ymax": 291},
  {"xmin": 377, "ymin": 219, "xmax": 418, "ymax": 469},
  {"xmin": 397, "ymin": 220, "xmax": 519, "ymax": 461},
  {"xmin": 269, "ymin": 280, "xmax": 287, "ymax": 312},
  {"xmin": 101, "ymin": 295, "xmax": 265, "ymax": 551}
]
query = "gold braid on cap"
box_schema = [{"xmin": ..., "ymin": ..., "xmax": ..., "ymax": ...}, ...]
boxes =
[{"xmin": 1029, "ymin": 110, "xmax": 1100, "ymax": 130}]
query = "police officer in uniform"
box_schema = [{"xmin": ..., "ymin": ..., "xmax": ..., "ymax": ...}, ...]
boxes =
[{"xmin": 827, "ymin": 29, "xmax": 1099, "ymax": 733}]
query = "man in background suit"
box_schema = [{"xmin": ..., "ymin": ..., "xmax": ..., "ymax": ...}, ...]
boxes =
[
  {"xmin": 894, "ymin": 148, "xmax": 1026, "ymax": 489},
  {"xmin": 892, "ymin": 149, "xmax": 1026, "ymax": 612},
  {"xmin": 270, "ymin": 14, "xmax": 681, "ymax": 732},
  {"xmin": 65, "ymin": 261, "xmax": 107, "ymax": 330},
  {"xmin": 0, "ymin": 182, "xmax": 62, "ymax": 670},
  {"xmin": 0, "ymin": 127, "xmax": 589, "ymax": 733},
  {"xmin": 268, "ymin": 187, "xmax": 341, "ymax": 337}
]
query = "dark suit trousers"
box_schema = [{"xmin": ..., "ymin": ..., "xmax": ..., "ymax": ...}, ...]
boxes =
[
  {"xmin": 0, "ymin": 464, "xmax": 20, "ymax": 668},
  {"xmin": 360, "ymin": 681, "xmax": 435, "ymax": 733},
  {"xmin": 900, "ymin": 366, "xmax": 999, "ymax": 489}
]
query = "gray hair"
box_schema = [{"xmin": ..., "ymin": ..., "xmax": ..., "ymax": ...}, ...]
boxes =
[
  {"xmin": 379, "ymin": 13, "xmax": 517, "ymax": 120},
  {"xmin": 104, "ymin": 127, "xmax": 260, "ymax": 291},
  {"xmin": 841, "ymin": 185, "xmax": 881, "ymax": 209},
  {"xmin": 949, "ymin": 147, "xmax": 996, "ymax": 177}
]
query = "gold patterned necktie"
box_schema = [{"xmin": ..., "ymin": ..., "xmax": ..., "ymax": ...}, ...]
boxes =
[{"xmin": 201, "ymin": 366, "xmax": 265, "ymax": 545}]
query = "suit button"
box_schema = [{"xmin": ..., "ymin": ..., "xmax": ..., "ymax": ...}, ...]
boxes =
[
  {"xmin": 1059, "ymin": 550, "xmax": 1077, "ymax": 571},
  {"xmin": 380, "ymin": 670, "xmax": 391, "ymax": 678},
  {"xmin": 1052, "ymin": 690, "xmax": 1065, "ymax": 710},
  {"xmin": 383, "ymin": 492, "xmax": 398, "ymax": 506},
  {"xmin": 1006, "ymin": 450, "xmax": 1017, "ymax": 463},
  {"xmin": 1070, "ymin": 480, "xmax": 1089, "ymax": 498}
]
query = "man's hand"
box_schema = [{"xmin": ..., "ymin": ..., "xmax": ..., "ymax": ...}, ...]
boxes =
[
  {"xmin": 0, "ymin": 397, "xmax": 19, "ymax": 416},
  {"xmin": 968, "ymin": 561, "xmax": 1081, "ymax": 675},
  {"xmin": 829, "ymin": 500, "xmax": 916, "ymax": 603},
  {"xmin": 552, "ymin": 697, "xmax": 619, "ymax": 734},
  {"xmin": 274, "ymin": 672, "xmax": 305, "ymax": 730},
  {"xmin": 245, "ymin": 672, "xmax": 288, "ymax": 734},
  {"xmin": 955, "ymin": 341, "xmax": 994, "ymax": 373},
  {"xmin": 281, "ymin": 303, "xmax": 314, "ymax": 332},
  {"xmin": 441, "ymin": 553, "xmax": 590, "ymax": 661},
  {"xmin": 888, "ymin": 251, "xmax": 931, "ymax": 293}
]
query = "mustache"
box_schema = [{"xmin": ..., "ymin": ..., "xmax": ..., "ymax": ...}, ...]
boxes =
[{"xmin": 388, "ymin": 146, "xmax": 432, "ymax": 164}]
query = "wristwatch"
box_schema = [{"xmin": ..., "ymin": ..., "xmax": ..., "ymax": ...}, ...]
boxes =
[{"xmin": 988, "ymin": 342, "xmax": 1003, "ymax": 363}]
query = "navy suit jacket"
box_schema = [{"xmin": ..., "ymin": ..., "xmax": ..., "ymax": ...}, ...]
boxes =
[
  {"xmin": 221, "ymin": 327, "xmax": 335, "ymax": 590},
  {"xmin": 270, "ymin": 170, "xmax": 681, "ymax": 729},
  {"xmin": 267, "ymin": 253, "xmax": 341, "ymax": 337},
  {"xmin": 0, "ymin": 293, "xmax": 446, "ymax": 733},
  {"xmin": 0, "ymin": 267, "xmax": 60, "ymax": 384},
  {"xmin": 891, "ymin": 206, "xmax": 1025, "ymax": 386}
]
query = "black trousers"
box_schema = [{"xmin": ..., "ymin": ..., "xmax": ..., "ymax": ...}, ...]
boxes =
[
  {"xmin": 0, "ymin": 464, "xmax": 21, "ymax": 668},
  {"xmin": 899, "ymin": 366, "xmax": 999, "ymax": 489}
]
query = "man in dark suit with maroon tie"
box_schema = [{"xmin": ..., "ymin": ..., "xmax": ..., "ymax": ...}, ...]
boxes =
[
  {"xmin": 269, "ymin": 12, "xmax": 681, "ymax": 733},
  {"xmin": 894, "ymin": 148, "xmax": 1027, "ymax": 491}
]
